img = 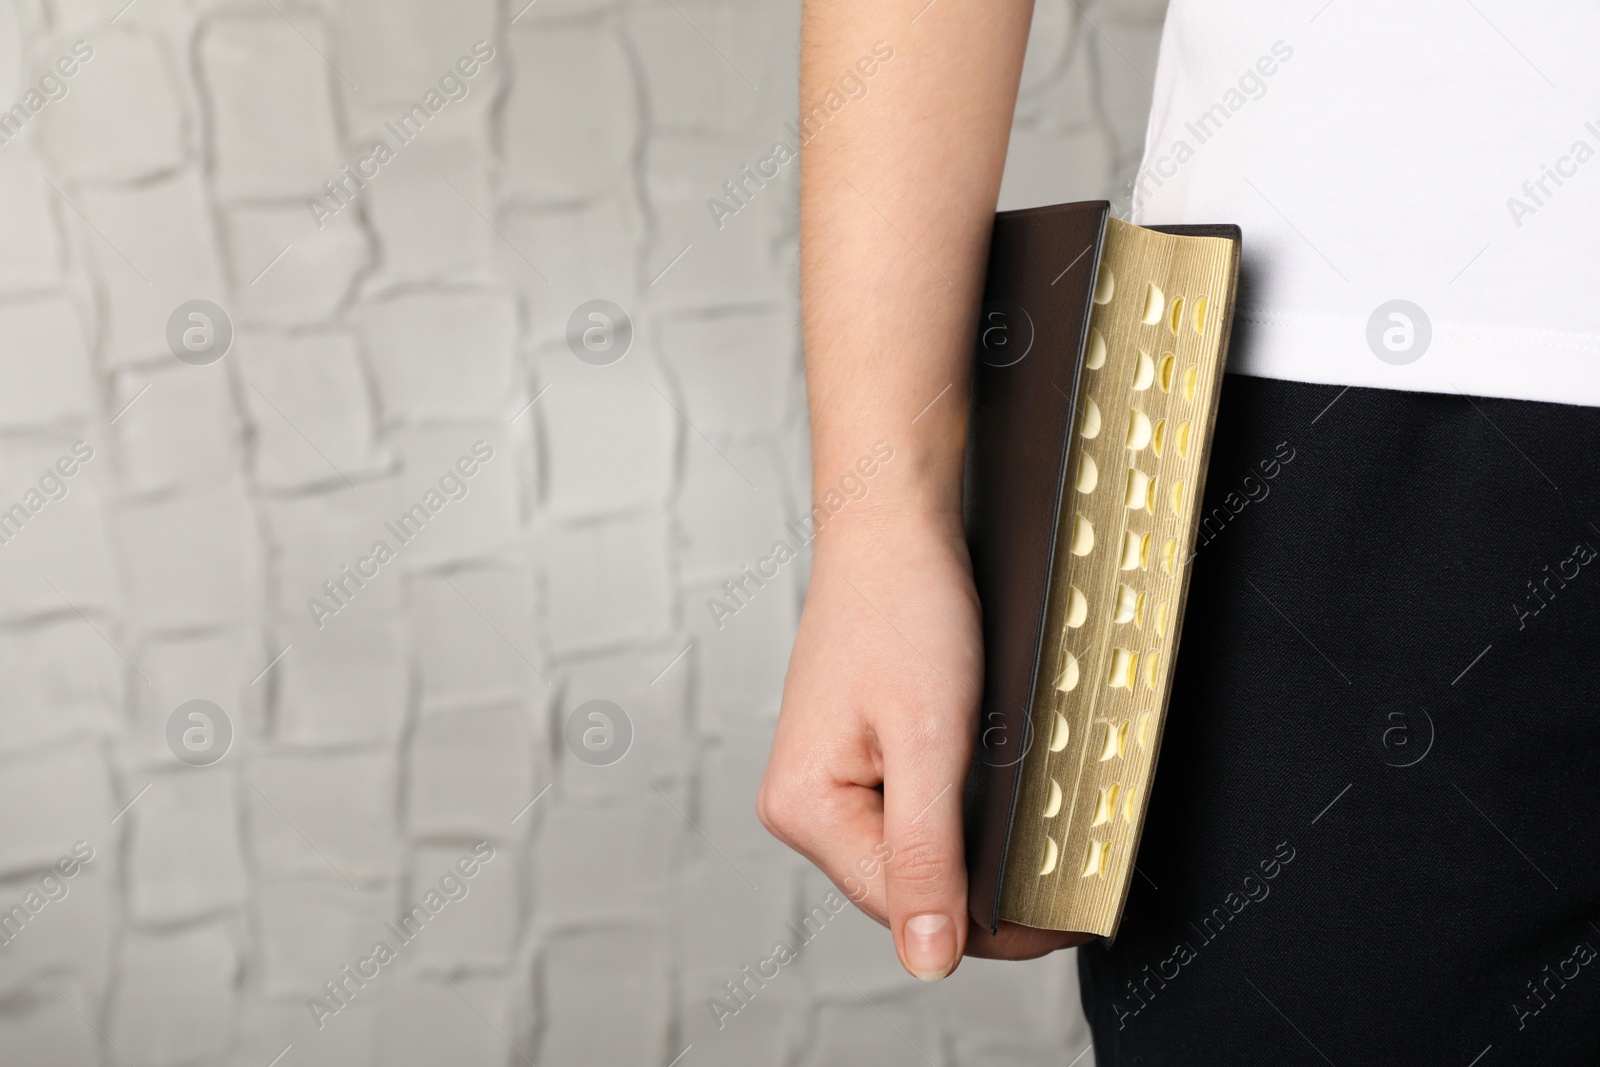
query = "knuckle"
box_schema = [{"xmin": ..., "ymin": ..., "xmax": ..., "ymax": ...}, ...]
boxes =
[
  {"xmin": 883, "ymin": 835, "xmax": 956, "ymax": 889},
  {"xmin": 755, "ymin": 777, "xmax": 802, "ymax": 841}
]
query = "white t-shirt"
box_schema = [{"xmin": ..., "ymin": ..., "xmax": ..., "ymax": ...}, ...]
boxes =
[{"xmin": 1132, "ymin": 0, "xmax": 1600, "ymax": 407}]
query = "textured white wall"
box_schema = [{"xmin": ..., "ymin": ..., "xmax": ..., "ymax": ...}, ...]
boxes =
[{"xmin": 0, "ymin": 0, "xmax": 1164, "ymax": 1063}]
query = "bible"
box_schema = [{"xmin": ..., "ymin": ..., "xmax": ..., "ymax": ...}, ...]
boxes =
[{"xmin": 962, "ymin": 201, "xmax": 1241, "ymax": 938}]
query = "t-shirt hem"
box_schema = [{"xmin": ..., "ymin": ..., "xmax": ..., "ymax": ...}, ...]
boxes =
[{"xmin": 1224, "ymin": 307, "xmax": 1600, "ymax": 409}]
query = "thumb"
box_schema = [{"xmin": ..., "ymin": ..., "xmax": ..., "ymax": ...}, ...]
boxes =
[{"xmin": 881, "ymin": 739, "xmax": 970, "ymax": 982}]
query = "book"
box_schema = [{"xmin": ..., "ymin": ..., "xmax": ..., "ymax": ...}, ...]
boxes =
[{"xmin": 962, "ymin": 201, "xmax": 1241, "ymax": 938}]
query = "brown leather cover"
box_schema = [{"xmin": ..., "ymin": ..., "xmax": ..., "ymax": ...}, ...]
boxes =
[{"xmin": 962, "ymin": 201, "xmax": 1109, "ymax": 933}]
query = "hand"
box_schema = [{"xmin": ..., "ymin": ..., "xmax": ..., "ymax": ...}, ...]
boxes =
[{"xmin": 758, "ymin": 514, "xmax": 1090, "ymax": 981}]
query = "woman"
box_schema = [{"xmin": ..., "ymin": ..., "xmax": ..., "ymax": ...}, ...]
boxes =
[{"xmin": 758, "ymin": 0, "xmax": 1600, "ymax": 1062}]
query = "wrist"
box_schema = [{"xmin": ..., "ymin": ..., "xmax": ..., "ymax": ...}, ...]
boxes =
[
  {"xmin": 803, "ymin": 484, "xmax": 966, "ymax": 564},
  {"xmin": 812, "ymin": 428, "xmax": 960, "ymax": 543}
]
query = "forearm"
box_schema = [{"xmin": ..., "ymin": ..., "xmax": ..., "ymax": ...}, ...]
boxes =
[{"xmin": 800, "ymin": 0, "xmax": 1034, "ymax": 532}]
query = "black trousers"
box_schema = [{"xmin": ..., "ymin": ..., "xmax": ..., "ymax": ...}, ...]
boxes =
[{"xmin": 1078, "ymin": 374, "xmax": 1600, "ymax": 1066}]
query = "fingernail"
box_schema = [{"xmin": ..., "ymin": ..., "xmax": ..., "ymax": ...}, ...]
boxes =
[{"xmin": 902, "ymin": 913, "xmax": 956, "ymax": 982}]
